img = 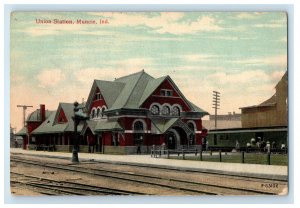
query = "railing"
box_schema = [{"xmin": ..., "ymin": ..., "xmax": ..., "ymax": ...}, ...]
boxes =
[
  {"xmin": 151, "ymin": 147, "xmax": 287, "ymax": 166},
  {"xmin": 151, "ymin": 148, "xmax": 198, "ymax": 159}
]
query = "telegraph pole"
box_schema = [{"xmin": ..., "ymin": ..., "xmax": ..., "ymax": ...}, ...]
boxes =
[
  {"xmin": 17, "ymin": 105, "xmax": 33, "ymax": 127},
  {"xmin": 212, "ymin": 91, "xmax": 220, "ymax": 128}
]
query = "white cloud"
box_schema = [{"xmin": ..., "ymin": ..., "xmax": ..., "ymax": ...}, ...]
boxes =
[
  {"xmin": 235, "ymin": 12, "xmax": 260, "ymax": 19},
  {"xmin": 230, "ymin": 54, "xmax": 287, "ymax": 68},
  {"xmin": 36, "ymin": 69, "xmax": 66, "ymax": 88},
  {"xmin": 254, "ymin": 18, "xmax": 287, "ymax": 28},
  {"xmin": 91, "ymin": 12, "xmax": 222, "ymax": 35},
  {"xmin": 183, "ymin": 54, "xmax": 218, "ymax": 62}
]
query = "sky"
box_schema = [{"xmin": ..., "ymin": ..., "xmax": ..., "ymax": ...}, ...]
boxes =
[{"xmin": 10, "ymin": 12, "xmax": 287, "ymax": 131}]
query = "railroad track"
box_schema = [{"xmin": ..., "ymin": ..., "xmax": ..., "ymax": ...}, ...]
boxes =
[
  {"xmin": 11, "ymin": 152, "xmax": 288, "ymax": 183},
  {"xmin": 10, "ymin": 171, "xmax": 148, "ymax": 196},
  {"xmin": 11, "ymin": 155, "xmax": 280, "ymax": 195}
]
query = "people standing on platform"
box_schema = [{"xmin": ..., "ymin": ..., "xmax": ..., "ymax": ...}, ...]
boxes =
[{"xmin": 266, "ymin": 141, "xmax": 271, "ymax": 153}]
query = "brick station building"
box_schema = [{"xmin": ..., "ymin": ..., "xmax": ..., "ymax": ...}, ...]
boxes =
[{"xmin": 17, "ymin": 70, "xmax": 208, "ymax": 154}]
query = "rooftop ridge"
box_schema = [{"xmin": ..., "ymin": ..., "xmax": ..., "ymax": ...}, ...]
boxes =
[
  {"xmin": 122, "ymin": 70, "xmax": 146, "ymax": 107},
  {"xmin": 114, "ymin": 70, "xmax": 145, "ymax": 82}
]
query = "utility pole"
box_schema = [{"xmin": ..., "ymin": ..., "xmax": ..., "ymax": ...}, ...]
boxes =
[
  {"xmin": 212, "ymin": 91, "xmax": 220, "ymax": 129},
  {"xmin": 17, "ymin": 105, "xmax": 33, "ymax": 127}
]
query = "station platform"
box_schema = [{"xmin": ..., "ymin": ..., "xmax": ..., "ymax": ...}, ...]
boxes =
[{"xmin": 10, "ymin": 148, "xmax": 288, "ymax": 181}]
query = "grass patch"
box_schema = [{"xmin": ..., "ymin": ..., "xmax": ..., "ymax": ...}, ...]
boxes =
[{"xmin": 167, "ymin": 152, "xmax": 287, "ymax": 166}]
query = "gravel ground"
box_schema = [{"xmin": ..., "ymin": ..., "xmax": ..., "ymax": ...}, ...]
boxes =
[{"xmin": 10, "ymin": 153, "xmax": 288, "ymax": 196}]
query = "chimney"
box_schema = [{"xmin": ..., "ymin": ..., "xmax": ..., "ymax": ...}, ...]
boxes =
[{"xmin": 40, "ymin": 104, "xmax": 46, "ymax": 122}]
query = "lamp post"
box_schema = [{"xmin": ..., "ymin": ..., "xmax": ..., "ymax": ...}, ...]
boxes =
[{"xmin": 71, "ymin": 101, "xmax": 89, "ymax": 163}]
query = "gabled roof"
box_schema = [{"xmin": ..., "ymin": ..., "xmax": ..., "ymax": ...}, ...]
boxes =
[
  {"xmin": 82, "ymin": 120, "xmax": 98, "ymax": 135},
  {"xmin": 86, "ymin": 70, "xmax": 208, "ymax": 115},
  {"xmin": 151, "ymin": 118, "xmax": 179, "ymax": 134},
  {"xmin": 240, "ymin": 70, "xmax": 287, "ymax": 110},
  {"xmin": 151, "ymin": 118, "xmax": 194, "ymax": 134},
  {"xmin": 32, "ymin": 111, "xmax": 68, "ymax": 134},
  {"xmin": 32, "ymin": 103, "xmax": 84, "ymax": 135},
  {"xmin": 94, "ymin": 80, "xmax": 125, "ymax": 108},
  {"xmin": 109, "ymin": 70, "xmax": 154, "ymax": 110},
  {"xmin": 138, "ymin": 76, "xmax": 167, "ymax": 106}
]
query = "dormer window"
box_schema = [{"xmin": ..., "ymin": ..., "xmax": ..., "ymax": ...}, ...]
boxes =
[{"xmin": 160, "ymin": 89, "xmax": 173, "ymax": 97}]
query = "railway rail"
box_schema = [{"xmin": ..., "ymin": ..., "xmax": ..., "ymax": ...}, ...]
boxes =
[
  {"xmin": 11, "ymin": 152, "xmax": 288, "ymax": 183},
  {"xmin": 10, "ymin": 172, "xmax": 147, "ymax": 196},
  {"xmin": 10, "ymin": 154, "xmax": 285, "ymax": 195}
]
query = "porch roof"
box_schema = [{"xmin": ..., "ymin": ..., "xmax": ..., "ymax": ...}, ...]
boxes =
[
  {"xmin": 31, "ymin": 111, "xmax": 65, "ymax": 134},
  {"xmin": 151, "ymin": 118, "xmax": 178, "ymax": 134},
  {"xmin": 81, "ymin": 120, "xmax": 98, "ymax": 135},
  {"xmin": 94, "ymin": 120, "xmax": 123, "ymax": 132}
]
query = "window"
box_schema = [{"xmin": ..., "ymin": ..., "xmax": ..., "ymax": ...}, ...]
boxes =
[
  {"xmin": 160, "ymin": 89, "xmax": 173, "ymax": 97},
  {"xmin": 172, "ymin": 106, "xmax": 180, "ymax": 116},
  {"xmin": 162, "ymin": 106, "xmax": 170, "ymax": 115},
  {"xmin": 134, "ymin": 121, "xmax": 144, "ymax": 131},
  {"xmin": 96, "ymin": 108, "xmax": 100, "ymax": 118},
  {"xmin": 94, "ymin": 93, "xmax": 102, "ymax": 100},
  {"xmin": 101, "ymin": 107, "xmax": 106, "ymax": 117},
  {"xmin": 112, "ymin": 133, "xmax": 119, "ymax": 146},
  {"xmin": 150, "ymin": 105, "xmax": 160, "ymax": 115},
  {"xmin": 166, "ymin": 90, "xmax": 172, "ymax": 96},
  {"xmin": 134, "ymin": 120, "xmax": 144, "ymax": 146},
  {"xmin": 91, "ymin": 109, "xmax": 96, "ymax": 119}
]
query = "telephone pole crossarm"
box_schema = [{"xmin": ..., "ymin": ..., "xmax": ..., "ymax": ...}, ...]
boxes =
[{"xmin": 17, "ymin": 105, "xmax": 33, "ymax": 127}]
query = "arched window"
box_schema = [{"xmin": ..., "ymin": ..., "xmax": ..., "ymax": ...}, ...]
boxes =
[
  {"xmin": 150, "ymin": 105, "xmax": 160, "ymax": 115},
  {"xmin": 134, "ymin": 121, "xmax": 144, "ymax": 131},
  {"xmin": 172, "ymin": 106, "xmax": 180, "ymax": 116},
  {"xmin": 91, "ymin": 109, "xmax": 96, "ymax": 119},
  {"xmin": 162, "ymin": 106, "xmax": 170, "ymax": 115},
  {"xmin": 101, "ymin": 107, "xmax": 106, "ymax": 117},
  {"xmin": 133, "ymin": 120, "xmax": 144, "ymax": 147},
  {"xmin": 96, "ymin": 108, "xmax": 100, "ymax": 118}
]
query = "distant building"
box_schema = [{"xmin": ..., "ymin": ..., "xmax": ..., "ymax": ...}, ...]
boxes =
[
  {"xmin": 203, "ymin": 112, "xmax": 242, "ymax": 131},
  {"xmin": 240, "ymin": 71, "xmax": 288, "ymax": 128},
  {"xmin": 209, "ymin": 112, "xmax": 241, "ymax": 121}
]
